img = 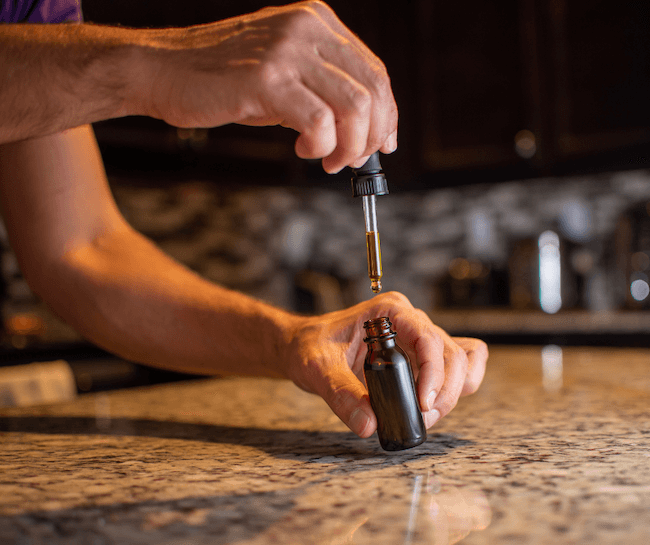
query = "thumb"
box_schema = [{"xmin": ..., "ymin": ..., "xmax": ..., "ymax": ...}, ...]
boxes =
[{"xmin": 318, "ymin": 367, "xmax": 377, "ymax": 438}]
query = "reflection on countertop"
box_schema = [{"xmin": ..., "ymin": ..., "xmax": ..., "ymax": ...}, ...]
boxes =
[{"xmin": 1, "ymin": 346, "xmax": 650, "ymax": 544}]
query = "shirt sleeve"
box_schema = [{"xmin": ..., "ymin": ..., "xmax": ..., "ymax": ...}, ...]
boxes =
[{"xmin": 0, "ymin": 0, "xmax": 83, "ymax": 23}]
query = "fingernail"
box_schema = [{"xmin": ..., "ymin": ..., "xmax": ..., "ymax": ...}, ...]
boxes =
[
  {"xmin": 426, "ymin": 390, "xmax": 437, "ymax": 411},
  {"xmin": 424, "ymin": 409, "xmax": 441, "ymax": 429},
  {"xmin": 387, "ymin": 132, "xmax": 398, "ymax": 153},
  {"xmin": 351, "ymin": 155, "xmax": 370, "ymax": 169},
  {"xmin": 322, "ymin": 160, "xmax": 343, "ymax": 175},
  {"xmin": 350, "ymin": 408, "xmax": 370, "ymax": 436}
]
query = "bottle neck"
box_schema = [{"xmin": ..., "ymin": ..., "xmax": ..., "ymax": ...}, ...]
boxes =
[{"xmin": 363, "ymin": 316, "xmax": 397, "ymax": 347}]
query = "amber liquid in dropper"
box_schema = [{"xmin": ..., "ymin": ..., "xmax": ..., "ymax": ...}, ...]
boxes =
[{"xmin": 366, "ymin": 231, "xmax": 383, "ymax": 293}]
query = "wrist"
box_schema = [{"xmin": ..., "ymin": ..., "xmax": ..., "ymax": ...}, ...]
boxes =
[
  {"xmin": 114, "ymin": 27, "xmax": 189, "ymax": 120},
  {"xmin": 261, "ymin": 305, "xmax": 307, "ymax": 381},
  {"xmin": 71, "ymin": 25, "xmax": 175, "ymax": 120},
  {"xmin": 93, "ymin": 26, "xmax": 161, "ymax": 119},
  {"xmin": 197, "ymin": 284, "xmax": 308, "ymax": 380},
  {"xmin": 51, "ymin": 24, "xmax": 142, "ymax": 121}
]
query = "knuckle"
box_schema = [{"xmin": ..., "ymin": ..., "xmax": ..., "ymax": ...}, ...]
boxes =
[
  {"xmin": 327, "ymin": 383, "xmax": 351, "ymax": 413},
  {"xmin": 257, "ymin": 61, "xmax": 285, "ymax": 89},
  {"xmin": 381, "ymin": 291, "xmax": 412, "ymax": 308},
  {"xmin": 303, "ymin": 0, "xmax": 333, "ymax": 14},
  {"xmin": 369, "ymin": 67, "xmax": 392, "ymax": 97},
  {"xmin": 378, "ymin": 59, "xmax": 390, "ymax": 78},
  {"xmin": 268, "ymin": 34, "xmax": 296, "ymax": 58},
  {"xmin": 342, "ymin": 85, "xmax": 371, "ymax": 115},
  {"xmin": 476, "ymin": 339, "xmax": 489, "ymax": 359},
  {"xmin": 362, "ymin": 64, "xmax": 392, "ymax": 107},
  {"xmin": 306, "ymin": 106, "xmax": 334, "ymax": 134},
  {"xmin": 413, "ymin": 307, "xmax": 429, "ymax": 321},
  {"xmin": 449, "ymin": 346, "xmax": 470, "ymax": 371},
  {"xmin": 287, "ymin": 9, "xmax": 311, "ymax": 29},
  {"xmin": 285, "ymin": 2, "xmax": 324, "ymax": 28}
]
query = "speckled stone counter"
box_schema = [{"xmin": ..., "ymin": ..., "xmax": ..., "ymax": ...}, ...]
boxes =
[{"xmin": 1, "ymin": 346, "xmax": 650, "ymax": 544}]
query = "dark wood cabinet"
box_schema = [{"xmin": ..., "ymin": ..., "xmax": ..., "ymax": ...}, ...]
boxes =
[
  {"xmin": 81, "ymin": 0, "xmax": 650, "ymax": 185},
  {"xmin": 548, "ymin": 0, "xmax": 650, "ymax": 158},
  {"xmin": 416, "ymin": 0, "xmax": 536, "ymax": 171},
  {"xmin": 414, "ymin": 0, "xmax": 650, "ymax": 178}
]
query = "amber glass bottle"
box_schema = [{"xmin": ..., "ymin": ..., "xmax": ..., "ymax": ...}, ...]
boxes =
[{"xmin": 363, "ymin": 317, "xmax": 426, "ymax": 451}]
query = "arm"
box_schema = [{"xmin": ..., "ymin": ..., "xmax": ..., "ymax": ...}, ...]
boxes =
[
  {"xmin": 0, "ymin": 125, "xmax": 299, "ymax": 378},
  {"xmin": 0, "ymin": 126, "xmax": 487, "ymax": 437},
  {"xmin": 0, "ymin": 1, "xmax": 398, "ymax": 173},
  {"xmin": 0, "ymin": 23, "xmax": 137, "ymax": 144}
]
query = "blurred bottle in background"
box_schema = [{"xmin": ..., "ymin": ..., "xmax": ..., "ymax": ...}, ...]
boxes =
[{"xmin": 614, "ymin": 202, "xmax": 650, "ymax": 310}]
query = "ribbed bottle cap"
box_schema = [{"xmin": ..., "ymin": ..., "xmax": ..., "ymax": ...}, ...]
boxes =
[{"xmin": 351, "ymin": 153, "xmax": 389, "ymax": 197}]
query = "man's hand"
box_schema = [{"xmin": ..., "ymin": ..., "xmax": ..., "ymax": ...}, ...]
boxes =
[
  {"xmin": 137, "ymin": 1, "xmax": 398, "ymax": 173},
  {"xmin": 285, "ymin": 292, "xmax": 488, "ymax": 437},
  {"xmin": 0, "ymin": 2, "xmax": 397, "ymax": 170}
]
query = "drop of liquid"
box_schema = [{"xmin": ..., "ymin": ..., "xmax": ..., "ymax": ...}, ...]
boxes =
[{"xmin": 371, "ymin": 279, "xmax": 382, "ymax": 293}]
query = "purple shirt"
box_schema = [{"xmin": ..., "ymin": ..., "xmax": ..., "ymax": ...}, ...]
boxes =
[{"xmin": 0, "ymin": 0, "xmax": 82, "ymax": 23}]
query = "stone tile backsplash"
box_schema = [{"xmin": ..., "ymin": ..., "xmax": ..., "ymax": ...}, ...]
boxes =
[{"xmin": 2, "ymin": 168, "xmax": 650, "ymax": 339}]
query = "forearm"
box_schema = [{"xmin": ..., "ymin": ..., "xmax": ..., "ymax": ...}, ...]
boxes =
[
  {"xmin": 0, "ymin": 23, "xmax": 140, "ymax": 143},
  {"xmin": 43, "ymin": 225, "xmax": 301, "ymax": 377},
  {"xmin": 0, "ymin": 13, "xmax": 292, "ymax": 144},
  {"xmin": 0, "ymin": 17, "xmax": 283, "ymax": 143},
  {"xmin": 63, "ymin": 229, "xmax": 302, "ymax": 378}
]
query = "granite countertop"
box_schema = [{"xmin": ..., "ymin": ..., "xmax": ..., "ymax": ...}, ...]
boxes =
[{"xmin": 1, "ymin": 345, "xmax": 650, "ymax": 544}]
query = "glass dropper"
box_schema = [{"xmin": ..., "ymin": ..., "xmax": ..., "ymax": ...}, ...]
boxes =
[{"xmin": 351, "ymin": 153, "xmax": 389, "ymax": 294}]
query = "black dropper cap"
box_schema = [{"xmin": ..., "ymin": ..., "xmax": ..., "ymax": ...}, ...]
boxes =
[{"xmin": 351, "ymin": 152, "xmax": 389, "ymax": 197}]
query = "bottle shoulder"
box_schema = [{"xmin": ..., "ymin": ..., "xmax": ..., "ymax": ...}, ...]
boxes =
[{"xmin": 365, "ymin": 345, "xmax": 409, "ymax": 367}]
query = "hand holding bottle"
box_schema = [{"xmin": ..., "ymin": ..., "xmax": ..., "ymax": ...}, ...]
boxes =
[{"xmin": 285, "ymin": 291, "xmax": 488, "ymax": 438}]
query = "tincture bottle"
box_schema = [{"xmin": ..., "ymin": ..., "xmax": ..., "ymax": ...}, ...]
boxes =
[{"xmin": 363, "ymin": 317, "xmax": 426, "ymax": 451}]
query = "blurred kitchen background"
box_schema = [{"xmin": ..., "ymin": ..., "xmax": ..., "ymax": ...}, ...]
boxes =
[{"xmin": 1, "ymin": 0, "xmax": 650, "ymax": 392}]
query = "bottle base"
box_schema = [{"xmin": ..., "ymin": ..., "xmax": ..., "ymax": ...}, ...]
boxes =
[{"xmin": 379, "ymin": 432, "xmax": 427, "ymax": 452}]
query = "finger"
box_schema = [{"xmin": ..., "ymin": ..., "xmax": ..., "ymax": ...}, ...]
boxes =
[
  {"xmin": 262, "ymin": 76, "xmax": 338, "ymax": 160},
  {"xmin": 303, "ymin": 4, "xmax": 398, "ymax": 166},
  {"xmin": 362, "ymin": 86, "xmax": 398, "ymax": 160},
  {"xmin": 351, "ymin": 154, "xmax": 371, "ymax": 169},
  {"xmin": 392, "ymin": 308, "xmax": 469, "ymax": 428},
  {"xmin": 387, "ymin": 306, "xmax": 446, "ymax": 413},
  {"xmin": 379, "ymin": 130, "xmax": 398, "ymax": 155},
  {"xmin": 452, "ymin": 337, "xmax": 489, "ymax": 396},
  {"xmin": 313, "ymin": 53, "xmax": 395, "ymax": 171},
  {"xmin": 267, "ymin": 57, "xmax": 371, "ymax": 171},
  {"xmin": 300, "ymin": 63, "xmax": 371, "ymax": 173},
  {"xmin": 428, "ymin": 337, "xmax": 469, "ymax": 422},
  {"xmin": 315, "ymin": 364, "xmax": 377, "ymax": 438},
  {"xmin": 415, "ymin": 336, "xmax": 445, "ymax": 412},
  {"xmin": 243, "ymin": 2, "xmax": 396, "ymax": 166}
]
